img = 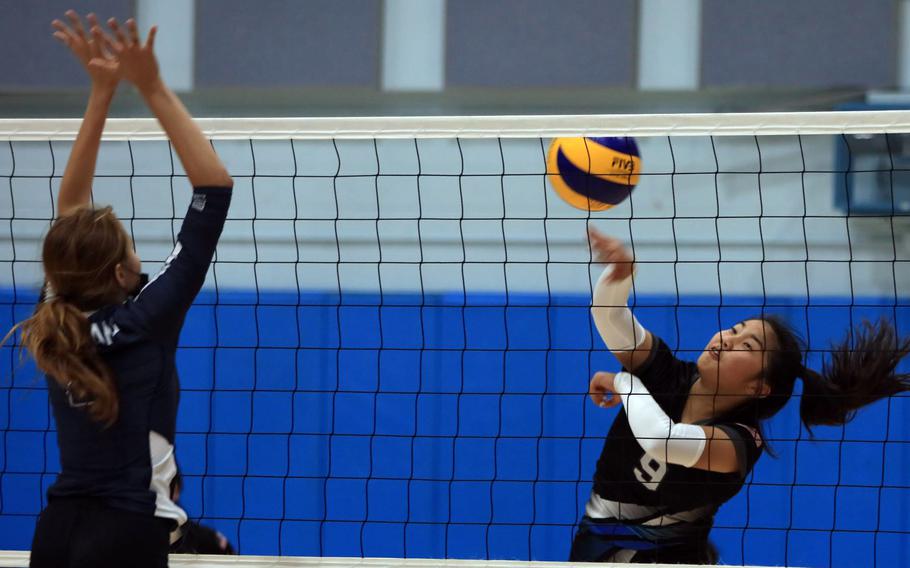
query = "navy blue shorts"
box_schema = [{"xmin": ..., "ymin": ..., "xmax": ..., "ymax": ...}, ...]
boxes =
[{"xmin": 30, "ymin": 497, "xmax": 171, "ymax": 568}]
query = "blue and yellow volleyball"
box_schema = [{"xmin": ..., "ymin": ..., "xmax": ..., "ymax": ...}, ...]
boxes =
[{"xmin": 546, "ymin": 137, "xmax": 641, "ymax": 211}]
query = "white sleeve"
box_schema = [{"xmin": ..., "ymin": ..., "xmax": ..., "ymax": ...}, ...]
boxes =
[
  {"xmin": 613, "ymin": 371, "xmax": 707, "ymax": 468},
  {"xmin": 590, "ymin": 266, "xmax": 646, "ymax": 352}
]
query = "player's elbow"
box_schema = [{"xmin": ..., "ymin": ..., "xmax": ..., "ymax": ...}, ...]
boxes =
[
  {"xmin": 638, "ymin": 439, "xmax": 670, "ymax": 464},
  {"xmin": 640, "ymin": 442, "xmax": 699, "ymax": 468},
  {"xmin": 590, "ymin": 307, "xmax": 602, "ymax": 335},
  {"xmin": 590, "ymin": 306, "xmax": 619, "ymax": 339},
  {"xmin": 209, "ymin": 170, "xmax": 233, "ymax": 188},
  {"xmin": 196, "ymin": 174, "xmax": 233, "ymax": 189},
  {"xmin": 638, "ymin": 428, "xmax": 707, "ymax": 468}
]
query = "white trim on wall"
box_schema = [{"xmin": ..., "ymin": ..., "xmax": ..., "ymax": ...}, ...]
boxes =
[
  {"xmin": 382, "ymin": 0, "xmax": 446, "ymax": 92},
  {"xmin": 638, "ymin": 0, "xmax": 702, "ymax": 90},
  {"xmin": 136, "ymin": 0, "xmax": 195, "ymax": 92}
]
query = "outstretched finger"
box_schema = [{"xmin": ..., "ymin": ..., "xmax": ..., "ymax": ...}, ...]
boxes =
[
  {"xmin": 65, "ymin": 10, "xmax": 88, "ymax": 41},
  {"xmin": 126, "ymin": 18, "xmax": 140, "ymax": 45},
  {"xmin": 588, "ymin": 235, "xmax": 608, "ymax": 254},
  {"xmin": 588, "ymin": 225, "xmax": 612, "ymax": 242},
  {"xmin": 92, "ymin": 24, "xmax": 116, "ymax": 45},
  {"xmin": 52, "ymin": 30, "xmax": 71, "ymax": 46},
  {"xmin": 51, "ymin": 19, "xmax": 76, "ymax": 41},
  {"xmin": 86, "ymin": 13, "xmax": 101, "ymax": 37},
  {"xmin": 96, "ymin": 24, "xmax": 122, "ymax": 54},
  {"xmin": 88, "ymin": 31, "xmax": 102, "ymax": 59},
  {"xmin": 598, "ymin": 236, "xmax": 622, "ymax": 253},
  {"xmin": 108, "ymin": 18, "xmax": 128, "ymax": 47},
  {"xmin": 104, "ymin": 34, "xmax": 122, "ymax": 55},
  {"xmin": 90, "ymin": 26, "xmax": 113, "ymax": 58},
  {"xmin": 595, "ymin": 240, "xmax": 618, "ymax": 256},
  {"xmin": 592, "ymin": 243, "xmax": 618, "ymax": 262},
  {"xmin": 587, "ymin": 225, "xmax": 603, "ymax": 242},
  {"xmin": 590, "ymin": 235, "xmax": 621, "ymax": 257},
  {"xmin": 145, "ymin": 25, "xmax": 157, "ymax": 50}
]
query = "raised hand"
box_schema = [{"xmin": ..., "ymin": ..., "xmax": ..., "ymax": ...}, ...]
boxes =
[
  {"xmin": 102, "ymin": 18, "xmax": 159, "ymax": 92},
  {"xmin": 51, "ymin": 11, "xmax": 120, "ymax": 89},
  {"xmin": 588, "ymin": 226, "xmax": 635, "ymax": 282}
]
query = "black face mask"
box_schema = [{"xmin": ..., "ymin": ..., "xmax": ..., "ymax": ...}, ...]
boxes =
[{"xmin": 130, "ymin": 272, "xmax": 150, "ymax": 298}]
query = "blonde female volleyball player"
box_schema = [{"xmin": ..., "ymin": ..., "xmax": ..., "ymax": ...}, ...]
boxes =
[
  {"xmin": 8, "ymin": 12, "xmax": 232, "ymax": 568},
  {"xmin": 571, "ymin": 227, "xmax": 910, "ymax": 564}
]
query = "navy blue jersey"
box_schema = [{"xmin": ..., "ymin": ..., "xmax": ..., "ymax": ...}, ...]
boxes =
[
  {"xmin": 45, "ymin": 187, "xmax": 231, "ymax": 525},
  {"xmin": 593, "ymin": 336, "xmax": 764, "ymax": 521}
]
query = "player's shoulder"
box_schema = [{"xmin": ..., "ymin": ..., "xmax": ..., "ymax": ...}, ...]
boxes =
[
  {"xmin": 634, "ymin": 335, "xmax": 697, "ymax": 389},
  {"xmin": 86, "ymin": 300, "xmax": 154, "ymax": 348},
  {"xmin": 730, "ymin": 422, "xmax": 764, "ymax": 449},
  {"xmin": 713, "ymin": 421, "xmax": 764, "ymax": 457}
]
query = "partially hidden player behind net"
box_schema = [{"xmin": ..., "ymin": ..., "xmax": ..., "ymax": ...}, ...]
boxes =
[
  {"xmin": 168, "ymin": 469, "xmax": 235, "ymax": 555},
  {"xmin": 571, "ymin": 226, "xmax": 910, "ymax": 564},
  {"xmin": 3, "ymin": 11, "xmax": 233, "ymax": 568}
]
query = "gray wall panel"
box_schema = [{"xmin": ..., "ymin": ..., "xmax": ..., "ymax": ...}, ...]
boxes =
[
  {"xmin": 446, "ymin": 0, "xmax": 636, "ymax": 87},
  {"xmin": 195, "ymin": 0, "xmax": 380, "ymax": 87},
  {"xmin": 1, "ymin": 0, "xmax": 134, "ymax": 89},
  {"xmin": 702, "ymin": 0, "xmax": 897, "ymax": 88}
]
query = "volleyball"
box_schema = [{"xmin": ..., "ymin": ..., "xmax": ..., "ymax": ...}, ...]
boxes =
[{"xmin": 546, "ymin": 136, "xmax": 641, "ymax": 211}]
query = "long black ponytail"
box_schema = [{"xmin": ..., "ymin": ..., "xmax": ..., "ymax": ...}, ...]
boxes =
[
  {"xmin": 798, "ymin": 319, "xmax": 910, "ymax": 427},
  {"xmin": 738, "ymin": 316, "xmax": 910, "ymax": 432}
]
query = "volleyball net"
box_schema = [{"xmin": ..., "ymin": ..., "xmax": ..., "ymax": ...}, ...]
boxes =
[{"xmin": 1, "ymin": 112, "xmax": 909, "ymax": 567}]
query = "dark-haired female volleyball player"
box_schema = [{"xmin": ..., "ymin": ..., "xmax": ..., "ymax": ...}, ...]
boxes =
[
  {"xmin": 7, "ymin": 12, "xmax": 232, "ymax": 568},
  {"xmin": 570, "ymin": 226, "xmax": 910, "ymax": 564}
]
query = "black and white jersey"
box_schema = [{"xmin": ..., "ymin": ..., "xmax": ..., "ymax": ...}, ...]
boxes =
[
  {"xmin": 45, "ymin": 186, "xmax": 231, "ymax": 526},
  {"xmin": 592, "ymin": 336, "xmax": 764, "ymax": 523}
]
